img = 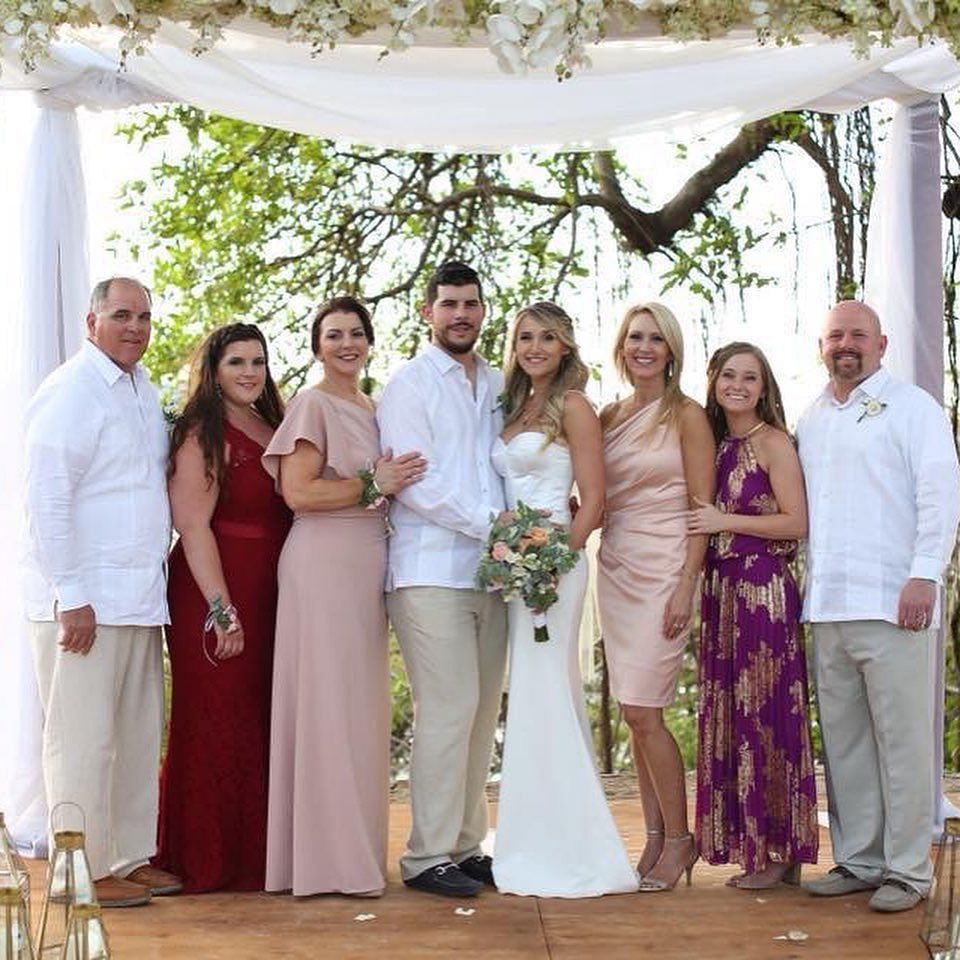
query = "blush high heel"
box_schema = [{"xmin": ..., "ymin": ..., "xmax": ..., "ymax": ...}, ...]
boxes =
[{"xmin": 637, "ymin": 833, "xmax": 699, "ymax": 892}]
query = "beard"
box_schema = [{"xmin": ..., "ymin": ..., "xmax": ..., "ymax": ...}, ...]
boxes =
[
  {"xmin": 435, "ymin": 327, "xmax": 479, "ymax": 355},
  {"xmin": 828, "ymin": 350, "xmax": 863, "ymax": 380}
]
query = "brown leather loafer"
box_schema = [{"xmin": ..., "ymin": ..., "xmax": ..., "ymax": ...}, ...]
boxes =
[
  {"xmin": 124, "ymin": 865, "xmax": 183, "ymax": 896},
  {"xmin": 93, "ymin": 876, "xmax": 151, "ymax": 907}
]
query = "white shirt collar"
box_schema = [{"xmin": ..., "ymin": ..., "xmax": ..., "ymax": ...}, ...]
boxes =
[
  {"xmin": 423, "ymin": 342, "xmax": 491, "ymax": 379},
  {"xmin": 82, "ymin": 338, "xmax": 140, "ymax": 387},
  {"xmin": 821, "ymin": 365, "xmax": 891, "ymax": 408}
]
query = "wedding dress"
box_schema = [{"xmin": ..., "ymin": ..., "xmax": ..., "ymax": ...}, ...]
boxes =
[{"xmin": 491, "ymin": 432, "xmax": 639, "ymax": 897}]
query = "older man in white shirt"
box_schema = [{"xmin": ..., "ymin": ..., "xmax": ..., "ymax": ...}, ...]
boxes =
[
  {"xmin": 24, "ymin": 278, "xmax": 180, "ymax": 907},
  {"xmin": 798, "ymin": 300, "xmax": 960, "ymax": 913},
  {"xmin": 378, "ymin": 262, "xmax": 507, "ymax": 898}
]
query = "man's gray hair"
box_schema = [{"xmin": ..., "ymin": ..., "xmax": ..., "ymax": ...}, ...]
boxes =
[{"xmin": 88, "ymin": 277, "xmax": 152, "ymax": 314}]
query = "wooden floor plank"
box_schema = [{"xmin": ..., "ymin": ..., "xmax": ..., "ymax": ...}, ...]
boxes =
[{"xmin": 21, "ymin": 798, "xmax": 929, "ymax": 959}]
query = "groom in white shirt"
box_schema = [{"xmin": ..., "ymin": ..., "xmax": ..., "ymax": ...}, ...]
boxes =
[
  {"xmin": 378, "ymin": 262, "xmax": 507, "ymax": 897},
  {"xmin": 798, "ymin": 300, "xmax": 960, "ymax": 912}
]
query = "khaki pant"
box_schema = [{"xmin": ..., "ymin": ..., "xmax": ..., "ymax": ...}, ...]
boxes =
[
  {"xmin": 813, "ymin": 620, "xmax": 934, "ymax": 894},
  {"xmin": 31, "ymin": 621, "xmax": 164, "ymax": 880},
  {"xmin": 388, "ymin": 587, "xmax": 507, "ymax": 880}
]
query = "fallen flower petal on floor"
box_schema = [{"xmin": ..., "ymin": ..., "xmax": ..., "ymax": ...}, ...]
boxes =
[
  {"xmin": 353, "ymin": 913, "xmax": 377, "ymax": 922},
  {"xmin": 773, "ymin": 930, "xmax": 809, "ymax": 942},
  {"xmin": 454, "ymin": 907, "xmax": 476, "ymax": 917}
]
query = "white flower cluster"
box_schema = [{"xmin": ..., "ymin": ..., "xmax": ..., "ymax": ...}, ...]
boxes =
[
  {"xmin": 487, "ymin": 0, "xmax": 609, "ymax": 77},
  {"xmin": 0, "ymin": 0, "xmax": 955, "ymax": 77}
]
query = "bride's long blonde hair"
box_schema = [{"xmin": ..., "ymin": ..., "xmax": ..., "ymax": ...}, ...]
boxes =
[{"xmin": 502, "ymin": 301, "xmax": 589, "ymax": 447}]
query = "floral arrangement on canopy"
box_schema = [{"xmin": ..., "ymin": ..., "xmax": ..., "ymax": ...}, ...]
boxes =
[{"xmin": 0, "ymin": 0, "xmax": 953, "ymax": 79}]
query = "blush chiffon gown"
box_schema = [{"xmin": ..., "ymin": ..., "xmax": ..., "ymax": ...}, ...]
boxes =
[{"xmin": 262, "ymin": 389, "xmax": 391, "ymax": 897}]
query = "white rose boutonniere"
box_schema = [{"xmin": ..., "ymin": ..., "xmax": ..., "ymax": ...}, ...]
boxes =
[{"xmin": 857, "ymin": 396, "xmax": 888, "ymax": 423}]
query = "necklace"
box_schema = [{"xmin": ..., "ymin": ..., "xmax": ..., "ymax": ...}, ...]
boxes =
[{"xmin": 732, "ymin": 420, "xmax": 766, "ymax": 439}]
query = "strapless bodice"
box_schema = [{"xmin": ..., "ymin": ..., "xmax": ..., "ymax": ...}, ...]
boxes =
[{"xmin": 492, "ymin": 433, "xmax": 573, "ymax": 525}]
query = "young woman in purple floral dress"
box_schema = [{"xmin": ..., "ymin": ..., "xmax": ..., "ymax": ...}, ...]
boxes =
[{"xmin": 689, "ymin": 341, "xmax": 819, "ymax": 890}]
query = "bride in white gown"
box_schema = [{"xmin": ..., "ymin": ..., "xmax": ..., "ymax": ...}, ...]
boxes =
[{"xmin": 491, "ymin": 302, "xmax": 638, "ymax": 898}]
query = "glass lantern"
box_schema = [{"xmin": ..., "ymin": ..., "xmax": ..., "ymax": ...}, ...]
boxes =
[
  {"xmin": 921, "ymin": 817, "xmax": 960, "ymax": 959},
  {"xmin": 0, "ymin": 885, "xmax": 34, "ymax": 960},
  {"xmin": 0, "ymin": 814, "xmax": 30, "ymax": 928},
  {"xmin": 35, "ymin": 806, "xmax": 95, "ymax": 960},
  {"xmin": 57, "ymin": 905, "xmax": 109, "ymax": 960}
]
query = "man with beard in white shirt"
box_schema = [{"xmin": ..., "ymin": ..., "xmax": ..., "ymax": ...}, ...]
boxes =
[
  {"xmin": 24, "ymin": 278, "xmax": 181, "ymax": 907},
  {"xmin": 377, "ymin": 262, "xmax": 507, "ymax": 897},
  {"xmin": 798, "ymin": 300, "xmax": 960, "ymax": 913}
]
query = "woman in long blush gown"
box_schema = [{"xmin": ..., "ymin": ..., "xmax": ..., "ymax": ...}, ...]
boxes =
[
  {"xmin": 690, "ymin": 342, "xmax": 818, "ymax": 889},
  {"xmin": 492, "ymin": 302, "xmax": 637, "ymax": 898},
  {"xmin": 157, "ymin": 323, "xmax": 290, "ymax": 893},
  {"xmin": 262, "ymin": 297, "xmax": 426, "ymax": 898},
  {"xmin": 597, "ymin": 302, "xmax": 715, "ymax": 893}
]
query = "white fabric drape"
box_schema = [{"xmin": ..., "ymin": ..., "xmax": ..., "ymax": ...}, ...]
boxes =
[
  {"xmin": 0, "ymin": 97, "xmax": 90, "ymax": 854},
  {"xmin": 866, "ymin": 98, "xmax": 944, "ymax": 400},
  {"xmin": 2, "ymin": 27, "xmax": 960, "ymax": 150}
]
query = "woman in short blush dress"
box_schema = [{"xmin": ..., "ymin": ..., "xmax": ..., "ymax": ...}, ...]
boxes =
[
  {"xmin": 157, "ymin": 323, "xmax": 290, "ymax": 892},
  {"xmin": 263, "ymin": 297, "xmax": 425, "ymax": 898},
  {"xmin": 690, "ymin": 341, "xmax": 818, "ymax": 889},
  {"xmin": 598, "ymin": 302, "xmax": 715, "ymax": 892}
]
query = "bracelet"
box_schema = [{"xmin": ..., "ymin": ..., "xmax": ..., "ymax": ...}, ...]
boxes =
[
  {"xmin": 204, "ymin": 594, "xmax": 240, "ymax": 634},
  {"xmin": 358, "ymin": 466, "xmax": 386, "ymax": 508}
]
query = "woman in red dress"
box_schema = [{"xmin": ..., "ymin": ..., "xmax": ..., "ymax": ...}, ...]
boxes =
[{"xmin": 156, "ymin": 323, "xmax": 291, "ymax": 892}]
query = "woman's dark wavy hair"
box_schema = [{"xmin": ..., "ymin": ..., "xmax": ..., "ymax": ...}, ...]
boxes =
[{"xmin": 169, "ymin": 323, "xmax": 284, "ymax": 487}]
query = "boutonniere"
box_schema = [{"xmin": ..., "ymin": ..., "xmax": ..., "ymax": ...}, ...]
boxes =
[{"xmin": 857, "ymin": 396, "xmax": 887, "ymax": 423}]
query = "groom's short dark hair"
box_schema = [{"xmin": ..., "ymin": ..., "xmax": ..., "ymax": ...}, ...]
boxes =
[{"xmin": 425, "ymin": 261, "xmax": 484, "ymax": 305}]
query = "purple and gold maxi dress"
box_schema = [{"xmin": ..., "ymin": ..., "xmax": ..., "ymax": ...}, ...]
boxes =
[{"xmin": 695, "ymin": 432, "xmax": 819, "ymax": 873}]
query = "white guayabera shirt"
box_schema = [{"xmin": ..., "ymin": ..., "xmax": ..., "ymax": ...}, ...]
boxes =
[
  {"xmin": 797, "ymin": 366, "xmax": 960, "ymax": 626},
  {"xmin": 22, "ymin": 340, "xmax": 171, "ymax": 625},
  {"xmin": 377, "ymin": 343, "xmax": 505, "ymax": 590}
]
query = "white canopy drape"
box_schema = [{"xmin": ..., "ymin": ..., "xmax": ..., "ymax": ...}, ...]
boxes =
[{"xmin": 1, "ymin": 22, "xmax": 958, "ymax": 848}]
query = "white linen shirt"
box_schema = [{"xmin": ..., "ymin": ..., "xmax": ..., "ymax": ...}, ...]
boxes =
[
  {"xmin": 797, "ymin": 366, "xmax": 960, "ymax": 625},
  {"xmin": 23, "ymin": 340, "xmax": 171, "ymax": 625},
  {"xmin": 377, "ymin": 344, "xmax": 505, "ymax": 590}
]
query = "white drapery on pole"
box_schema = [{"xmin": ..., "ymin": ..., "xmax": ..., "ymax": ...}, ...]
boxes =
[
  {"xmin": 864, "ymin": 96, "xmax": 951, "ymax": 833},
  {"xmin": 866, "ymin": 98, "xmax": 944, "ymax": 401},
  {"xmin": 0, "ymin": 96, "xmax": 89, "ymax": 854}
]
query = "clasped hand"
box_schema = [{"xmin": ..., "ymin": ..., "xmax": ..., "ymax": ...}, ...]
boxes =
[
  {"xmin": 374, "ymin": 448, "xmax": 427, "ymax": 496},
  {"xmin": 687, "ymin": 496, "xmax": 726, "ymax": 535}
]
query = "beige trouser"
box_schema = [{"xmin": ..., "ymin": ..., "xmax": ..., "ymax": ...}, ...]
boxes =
[
  {"xmin": 31, "ymin": 621, "xmax": 164, "ymax": 880},
  {"xmin": 388, "ymin": 587, "xmax": 507, "ymax": 880},
  {"xmin": 812, "ymin": 620, "xmax": 934, "ymax": 894}
]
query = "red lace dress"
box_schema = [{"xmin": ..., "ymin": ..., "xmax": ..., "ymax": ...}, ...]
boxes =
[{"xmin": 156, "ymin": 422, "xmax": 291, "ymax": 892}]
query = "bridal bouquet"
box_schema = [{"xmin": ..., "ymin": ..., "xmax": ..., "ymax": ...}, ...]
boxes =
[{"xmin": 476, "ymin": 500, "xmax": 579, "ymax": 642}]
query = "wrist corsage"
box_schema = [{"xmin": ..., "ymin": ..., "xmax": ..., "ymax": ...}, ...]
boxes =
[
  {"xmin": 202, "ymin": 594, "xmax": 240, "ymax": 666},
  {"xmin": 358, "ymin": 465, "xmax": 387, "ymax": 509}
]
